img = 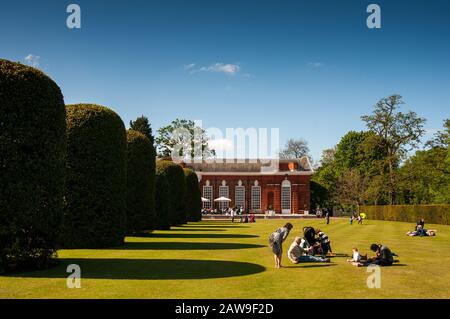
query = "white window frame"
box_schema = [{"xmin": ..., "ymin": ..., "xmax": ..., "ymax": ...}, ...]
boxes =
[
  {"xmin": 281, "ymin": 180, "xmax": 291, "ymax": 214},
  {"xmin": 251, "ymin": 186, "xmax": 261, "ymax": 211},
  {"xmin": 235, "ymin": 186, "xmax": 245, "ymax": 209},
  {"xmin": 219, "ymin": 186, "xmax": 229, "ymax": 210},
  {"xmin": 203, "ymin": 186, "xmax": 213, "ymax": 209}
]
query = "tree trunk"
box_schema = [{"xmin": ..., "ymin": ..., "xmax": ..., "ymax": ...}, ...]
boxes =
[{"xmin": 388, "ymin": 154, "xmax": 396, "ymax": 205}]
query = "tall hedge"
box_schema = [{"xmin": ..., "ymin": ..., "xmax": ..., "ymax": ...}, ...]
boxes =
[
  {"xmin": 155, "ymin": 160, "xmax": 186, "ymax": 225},
  {"xmin": 62, "ymin": 104, "xmax": 127, "ymax": 248},
  {"xmin": 155, "ymin": 173, "xmax": 171, "ymax": 230},
  {"xmin": 183, "ymin": 168, "xmax": 202, "ymax": 222},
  {"xmin": 0, "ymin": 60, "xmax": 66, "ymax": 271},
  {"xmin": 360, "ymin": 205, "xmax": 450, "ymax": 225},
  {"xmin": 126, "ymin": 129, "xmax": 155, "ymax": 233}
]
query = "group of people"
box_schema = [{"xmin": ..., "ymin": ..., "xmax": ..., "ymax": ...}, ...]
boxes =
[
  {"xmin": 228, "ymin": 207, "xmax": 255, "ymax": 223},
  {"xmin": 349, "ymin": 211, "xmax": 363, "ymax": 225},
  {"xmin": 406, "ymin": 219, "xmax": 437, "ymax": 237},
  {"xmin": 268, "ymin": 223, "xmax": 398, "ymax": 269},
  {"xmin": 346, "ymin": 244, "xmax": 398, "ymax": 267},
  {"xmin": 269, "ymin": 223, "xmax": 337, "ymax": 268}
]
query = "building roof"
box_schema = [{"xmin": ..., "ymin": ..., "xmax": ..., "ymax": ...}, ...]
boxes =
[{"xmin": 184, "ymin": 157, "xmax": 313, "ymax": 175}]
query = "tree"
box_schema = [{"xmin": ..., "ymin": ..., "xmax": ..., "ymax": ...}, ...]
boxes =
[
  {"xmin": 0, "ymin": 59, "xmax": 66, "ymax": 271},
  {"xmin": 126, "ymin": 130, "xmax": 156, "ymax": 233},
  {"xmin": 311, "ymin": 148, "xmax": 338, "ymax": 208},
  {"xmin": 426, "ymin": 119, "xmax": 450, "ymax": 149},
  {"xmin": 361, "ymin": 95, "xmax": 426, "ymax": 204},
  {"xmin": 156, "ymin": 160, "xmax": 187, "ymax": 225},
  {"xmin": 333, "ymin": 168, "xmax": 369, "ymax": 209},
  {"xmin": 398, "ymin": 119, "xmax": 450, "ymax": 204},
  {"xmin": 156, "ymin": 119, "xmax": 215, "ymax": 162},
  {"xmin": 398, "ymin": 147, "xmax": 450, "ymax": 204},
  {"xmin": 155, "ymin": 173, "xmax": 171, "ymax": 230},
  {"xmin": 63, "ymin": 104, "xmax": 127, "ymax": 248},
  {"xmin": 183, "ymin": 168, "xmax": 202, "ymax": 222},
  {"xmin": 279, "ymin": 138, "xmax": 310, "ymax": 159},
  {"xmin": 130, "ymin": 115, "xmax": 155, "ymax": 145}
]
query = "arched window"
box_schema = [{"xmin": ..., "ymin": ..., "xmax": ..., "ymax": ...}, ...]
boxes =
[
  {"xmin": 251, "ymin": 180, "xmax": 261, "ymax": 212},
  {"xmin": 202, "ymin": 180, "xmax": 213, "ymax": 209},
  {"xmin": 235, "ymin": 180, "xmax": 245, "ymax": 209},
  {"xmin": 281, "ymin": 179, "xmax": 291, "ymax": 214},
  {"xmin": 219, "ymin": 180, "xmax": 229, "ymax": 210}
]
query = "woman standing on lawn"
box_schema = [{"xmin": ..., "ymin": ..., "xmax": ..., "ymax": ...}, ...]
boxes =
[{"xmin": 269, "ymin": 223, "xmax": 293, "ymax": 268}]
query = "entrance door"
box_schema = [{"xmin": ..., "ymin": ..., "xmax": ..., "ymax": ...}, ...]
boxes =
[{"xmin": 281, "ymin": 180, "xmax": 291, "ymax": 214}]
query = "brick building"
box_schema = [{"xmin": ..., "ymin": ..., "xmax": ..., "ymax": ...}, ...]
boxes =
[{"xmin": 185, "ymin": 157, "xmax": 313, "ymax": 214}]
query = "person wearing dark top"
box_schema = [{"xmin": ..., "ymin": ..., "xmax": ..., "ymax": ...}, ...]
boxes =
[
  {"xmin": 369, "ymin": 243, "xmax": 394, "ymax": 266},
  {"xmin": 416, "ymin": 219, "xmax": 425, "ymax": 231}
]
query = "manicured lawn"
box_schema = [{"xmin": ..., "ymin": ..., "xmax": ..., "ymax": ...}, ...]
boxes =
[{"xmin": 1, "ymin": 218, "xmax": 449, "ymax": 299}]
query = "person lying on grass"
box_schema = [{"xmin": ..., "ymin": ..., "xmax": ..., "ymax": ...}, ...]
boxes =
[
  {"xmin": 316, "ymin": 229, "xmax": 335, "ymax": 257},
  {"xmin": 269, "ymin": 223, "xmax": 293, "ymax": 268},
  {"xmin": 406, "ymin": 224, "xmax": 437, "ymax": 237},
  {"xmin": 287, "ymin": 237, "xmax": 330, "ymax": 264}
]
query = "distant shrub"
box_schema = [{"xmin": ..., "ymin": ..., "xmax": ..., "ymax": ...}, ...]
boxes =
[
  {"xmin": 0, "ymin": 59, "xmax": 66, "ymax": 271},
  {"xmin": 183, "ymin": 168, "xmax": 202, "ymax": 222},
  {"xmin": 126, "ymin": 130, "xmax": 155, "ymax": 233},
  {"xmin": 155, "ymin": 160, "xmax": 186, "ymax": 225},
  {"xmin": 155, "ymin": 173, "xmax": 171, "ymax": 230},
  {"xmin": 62, "ymin": 104, "xmax": 127, "ymax": 248},
  {"xmin": 360, "ymin": 205, "xmax": 450, "ymax": 225}
]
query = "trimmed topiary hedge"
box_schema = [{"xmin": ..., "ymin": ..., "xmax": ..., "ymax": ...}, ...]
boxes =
[
  {"xmin": 0, "ymin": 59, "xmax": 66, "ymax": 271},
  {"xmin": 155, "ymin": 173, "xmax": 171, "ymax": 230},
  {"xmin": 126, "ymin": 129, "xmax": 155, "ymax": 233},
  {"xmin": 155, "ymin": 160, "xmax": 186, "ymax": 226},
  {"xmin": 183, "ymin": 168, "xmax": 202, "ymax": 222},
  {"xmin": 62, "ymin": 104, "xmax": 127, "ymax": 248},
  {"xmin": 360, "ymin": 205, "xmax": 450, "ymax": 225}
]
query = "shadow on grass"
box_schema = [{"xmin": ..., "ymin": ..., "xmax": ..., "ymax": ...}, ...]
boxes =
[
  {"xmin": 160, "ymin": 228, "xmax": 227, "ymax": 232},
  {"xmin": 138, "ymin": 233, "xmax": 259, "ymax": 239},
  {"xmin": 180, "ymin": 225, "xmax": 250, "ymax": 229},
  {"xmin": 112, "ymin": 242, "xmax": 265, "ymax": 250},
  {"xmin": 285, "ymin": 264, "xmax": 337, "ymax": 269},
  {"xmin": 328, "ymin": 253, "xmax": 351, "ymax": 258},
  {"xmin": 3, "ymin": 259, "xmax": 266, "ymax": 280}
]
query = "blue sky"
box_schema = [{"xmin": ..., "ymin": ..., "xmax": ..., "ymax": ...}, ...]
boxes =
[{"xmin": 1, "ymin": 0, "xmax": 449, "ymax": 161}]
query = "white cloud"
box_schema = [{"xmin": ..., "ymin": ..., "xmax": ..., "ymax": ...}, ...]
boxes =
[
  {"xmin": 187, "ymin": 63, "xmax": 241, "ymax": 76},
  {"xmin": 307, "ymin": 62, "xmax": 325, "ymax": 68},
  {"xmin": 183, "ymin": 63, "xmax": 196, "ymax": 70},
  {"xmin": 24, "ymin": 54, "xmax": 40, "ymax": 67}
]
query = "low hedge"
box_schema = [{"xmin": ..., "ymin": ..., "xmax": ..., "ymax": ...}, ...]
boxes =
[{"xmin": 360, "ymin": 205, "xmax": 450, "ymax": 225}]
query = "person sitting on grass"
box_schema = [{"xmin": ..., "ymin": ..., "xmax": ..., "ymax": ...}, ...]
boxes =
[
  {"xmin": 287, "ymin": 237, "xmax": 330, "ymax": 264},
  {"xmin": 416, "ymin": 218, "xmax": 425, "ymax": 231},
  {"xmin": 346, "ymin": 247, "xmax": 368, "ymax": 267},
  {"xmin": 316, "ymin": 229, "xmax": 335, "ymax": 257},
  {"xmin": 269, "ymin": 223, "xmax": 294, "ymax": 268},
  {"xmin": 368, "ymin": 243, "xmax": 396, "ymax": 266},
  {"xmin": 406, "ymin": 224, "xmax": 437, "ymax": 237}
]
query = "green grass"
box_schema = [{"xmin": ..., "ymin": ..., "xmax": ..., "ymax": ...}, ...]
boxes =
[{"xmin": 1, "ymin": 219, "xmax": 449, "ymax": 299}]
